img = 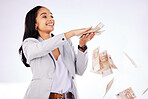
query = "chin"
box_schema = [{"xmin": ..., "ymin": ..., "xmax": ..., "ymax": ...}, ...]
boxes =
[
  {"xmin": 50, "ymin": 27, "xmax": 54, "ymax": 31},
  {"xmin": 47, "ymin": 28, "xmax": 54, "ymax": 33},
  {"xmin": 49, "ymin": 29, "xmax": 54, "ymax": 32}
]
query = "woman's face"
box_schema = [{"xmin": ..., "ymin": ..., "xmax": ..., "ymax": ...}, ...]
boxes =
[{"xmin": 35, "ymin": 7, "xmax": 55, "ymax": 33}]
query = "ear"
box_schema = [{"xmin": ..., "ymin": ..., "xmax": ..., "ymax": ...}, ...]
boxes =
[{"xmin": 35, "ymin": 23, "xmax": 38, "ymax": 29}]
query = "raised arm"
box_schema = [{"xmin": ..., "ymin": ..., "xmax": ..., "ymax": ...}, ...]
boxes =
[{"xmin": 22, "ymin": 27, "xmax": 92, "ymax": 64}]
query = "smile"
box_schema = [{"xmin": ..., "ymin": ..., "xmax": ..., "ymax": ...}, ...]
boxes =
[{"xmin": 46, "ymin": 22, "xmax": 54, "ymax": 26}]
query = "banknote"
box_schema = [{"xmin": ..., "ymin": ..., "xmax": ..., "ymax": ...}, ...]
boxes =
[
  {"xmin": 100, "ymin": 51, "xmax": 117, "ymax": 70},
  {"xmin": 116, "ymin": 87, "xmax": 136, "ymax": 99},
  {"xmin": 100, "ymin": 66, "xmax": 113, "ymax": 77},
  {"xmin": 103, "ymin": 78, "xmax": 114, "ymax": 98},
  {"xmin": 123, "ymin": 52, "xmax": 138, "ymax": 68},
  {"xmin": 99, "ymin": 50, "xmax": 114, "ymax": 77},
  {"xmin": 91, "ymin": 49, "xmax": 117, "ymax": 77},
  {"xmin": 91, "ymin": 49, "xmax": 108, "ymax": 74},
  {"xmin": 142, "ymin": 88, "xmax": 148, "ymax": 95},
  {"xmin": 95, "ymin": 30, "xmax": 105, "ymax": 35},
  {"xmin": 92, "ymin": 47, "xmax": 100, "ymax": 72},
  {"xmin": 84, "ymin": 22, "xmax": 105, "ymax": 35},
  {"xmin": 99, "ymin": 50, "xmax": 108, "ymax": 63},
  {"xmin": 91, "ymin": 50, "xmax": 113, "ymax": 77},
  {"xmin": 108, "ymin": 55, "xmax": 118, "ymax": 69}
]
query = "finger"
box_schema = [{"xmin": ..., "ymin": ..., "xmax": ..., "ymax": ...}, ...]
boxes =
[
  {"xmin": 85, "ymin": 33, "xmax": 90, "ymax": 38},
  {"xmin": 81, "ymin": 26, "xmax": 92, "ymax": 33},
  {"xmin": 85, "ymin": 32, "xmax": 94, "ymax": 39},
  {"xmin": 89, "ymin": 33, "xmax": 95, "ymax": 40},
  {"xmin": 87, "ymin": 32, "xmax": 95, "ymax": 40},
  {"xmin": 80, "ymin": 34, "xmax": 85, "ymax": 39},
  {"xmin": 84, "ymin": 33, "xmax": 92, "ymax": 41},
  {"xmin": 86, "ymin": 32, "xmax": 93, "ymax": 39}
]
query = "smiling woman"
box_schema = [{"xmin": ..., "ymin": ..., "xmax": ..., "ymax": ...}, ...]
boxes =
[
  {"xmin": 35, "ymin": 7, "xmax": 55, "ymax": 37},
  {"xmin": 19, "ymin": 6, "xmax": 95, "ymax": 99}
]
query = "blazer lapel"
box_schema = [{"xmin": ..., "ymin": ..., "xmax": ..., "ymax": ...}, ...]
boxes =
[{"xmin": 59, "ymin": 43, "xmax": 73, "ymax": 74}]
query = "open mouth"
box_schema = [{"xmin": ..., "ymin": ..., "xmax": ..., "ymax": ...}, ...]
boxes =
[{"xmin": 46, "ymin": 22, "xmax": 54, "ymax": 26}]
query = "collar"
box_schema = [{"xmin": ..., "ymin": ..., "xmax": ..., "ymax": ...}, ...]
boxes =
[{"xmin": 38, "ymin": 33, "xmax": 54, "ymax": 41}]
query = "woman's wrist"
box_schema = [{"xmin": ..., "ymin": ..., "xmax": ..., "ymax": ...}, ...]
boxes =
[
  {"xmin": 78, "ymin": 45, "xmax": 87, "ymax": 52},
  {"xmin": 79, "ymin": 44, "xmax": 86, "ymax": 47},
  {"xmin": 64, "ymin": 31, "xmax": 75, "ymax": 40}
]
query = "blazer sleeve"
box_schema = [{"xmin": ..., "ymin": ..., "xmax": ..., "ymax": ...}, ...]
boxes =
[
  {"xmin": 67, "ymin": 39, "xmax": 88, "ymax": 76},
  {"xmin": 22, "ymin": 33, "xmax": 67, "ymax": 64}
]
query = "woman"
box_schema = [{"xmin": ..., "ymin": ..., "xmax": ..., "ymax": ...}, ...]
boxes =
[{"xmin": 19, "ymin": 6, "xmax": 95, "ymax": 99}]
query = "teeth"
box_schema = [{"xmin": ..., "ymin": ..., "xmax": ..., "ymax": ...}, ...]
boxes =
[{"xmin": 47, "ymin": 23, "xmax": 53, "ymax": 26}]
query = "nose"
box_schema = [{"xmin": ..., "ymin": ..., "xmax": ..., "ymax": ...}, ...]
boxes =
[{"xmin": 47, "ymin": 16, "xmax": 54, "ymax": 22}]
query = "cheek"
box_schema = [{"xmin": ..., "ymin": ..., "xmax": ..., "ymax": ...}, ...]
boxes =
[{"xmin": 38, "ymin": 20, "xmax": 46, "ymax": 28}]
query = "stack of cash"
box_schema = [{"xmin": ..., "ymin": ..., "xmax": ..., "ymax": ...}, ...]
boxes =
[
  {"xmin": 116, "ymin": 87, "xmax": 136, "ymax": 99},
  {"xmin": 91, "ymin": 47, "xmax": 117, "ymax": 77},
  {"xmin": 84, "ymin": 22, "xmax": 105, "ymax": 35}
]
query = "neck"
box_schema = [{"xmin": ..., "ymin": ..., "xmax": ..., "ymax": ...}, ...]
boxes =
[{"xmin": 39, "ymin": 31, "xmax": 51, "ymax": 40}]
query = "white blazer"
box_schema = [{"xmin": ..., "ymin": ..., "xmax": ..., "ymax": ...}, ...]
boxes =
[{"xmin": 22, "ymin": 33, "xmax": 88, "ymax": 99}]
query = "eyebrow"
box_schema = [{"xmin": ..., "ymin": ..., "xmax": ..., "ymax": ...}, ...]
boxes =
[{"xmin": 40, "ymin": 12, "xmax": 53, "ymax": 16}]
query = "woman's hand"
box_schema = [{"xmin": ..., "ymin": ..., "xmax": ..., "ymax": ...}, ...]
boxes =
[
  {"xmin": 71, "ymin": 27, "xmax": 92, "ymax": 36},
  {"xmin": 79, "ymin": 32, "xmax": 95, "ymax": 47},
  {"xmin": 64, "ymin": 27, "xmax": 92, "ymax": 40}
]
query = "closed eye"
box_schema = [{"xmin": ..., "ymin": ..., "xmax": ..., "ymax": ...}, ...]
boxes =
[
  {"xmin": 42, "ymin": 16, "xmax": 47, "ymax": 18},
  {"xmin": 42, "ymin": 15, "xmax": 53, "ymax": 18},
  {"xmin": 51, "ymin": 15, "xmax": 54, "ymax": 18}
]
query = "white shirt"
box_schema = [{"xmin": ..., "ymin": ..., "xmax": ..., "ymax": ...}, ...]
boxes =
[{"xmin": 50, "ymin": 53, "xmax": 72, "ymax": 94}]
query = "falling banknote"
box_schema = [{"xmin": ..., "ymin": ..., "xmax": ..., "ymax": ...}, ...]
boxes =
[
  {"xmin": 91, "ymin": 46, "xmax": 100, "ymax": 72},
  {"xmin": 85, "ymin": 22, "xmax": 105, "ymax": 35},
  {"xmin": 142, "ymin": 88, "xmax": 148, "ymax": 95},
  {"xmin": 103, "ymin": 78, "xmax": 114, "ymax": 98},
  {"xmin": 91, "ymin": 47, "xmax": 117, "ymax": 77},
  {"xmin": 108, "ymin": 55, "xmax": 118, "ymax": 69},
  {"xmin": 99, "ymin": 50, "xmax": 113, "ymax": 77},
  {"xmin": 116, "ymin": 87, "xmax": 136, "ymax": 99},
  {"xmin": 123, "ymin": 51, "xmax": 138, "ymax": 68}
]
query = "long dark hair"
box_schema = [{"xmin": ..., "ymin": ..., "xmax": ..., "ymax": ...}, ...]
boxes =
[{"xmin": 19, "ymin": 6, "xmax": 43, "ymax": 67}]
